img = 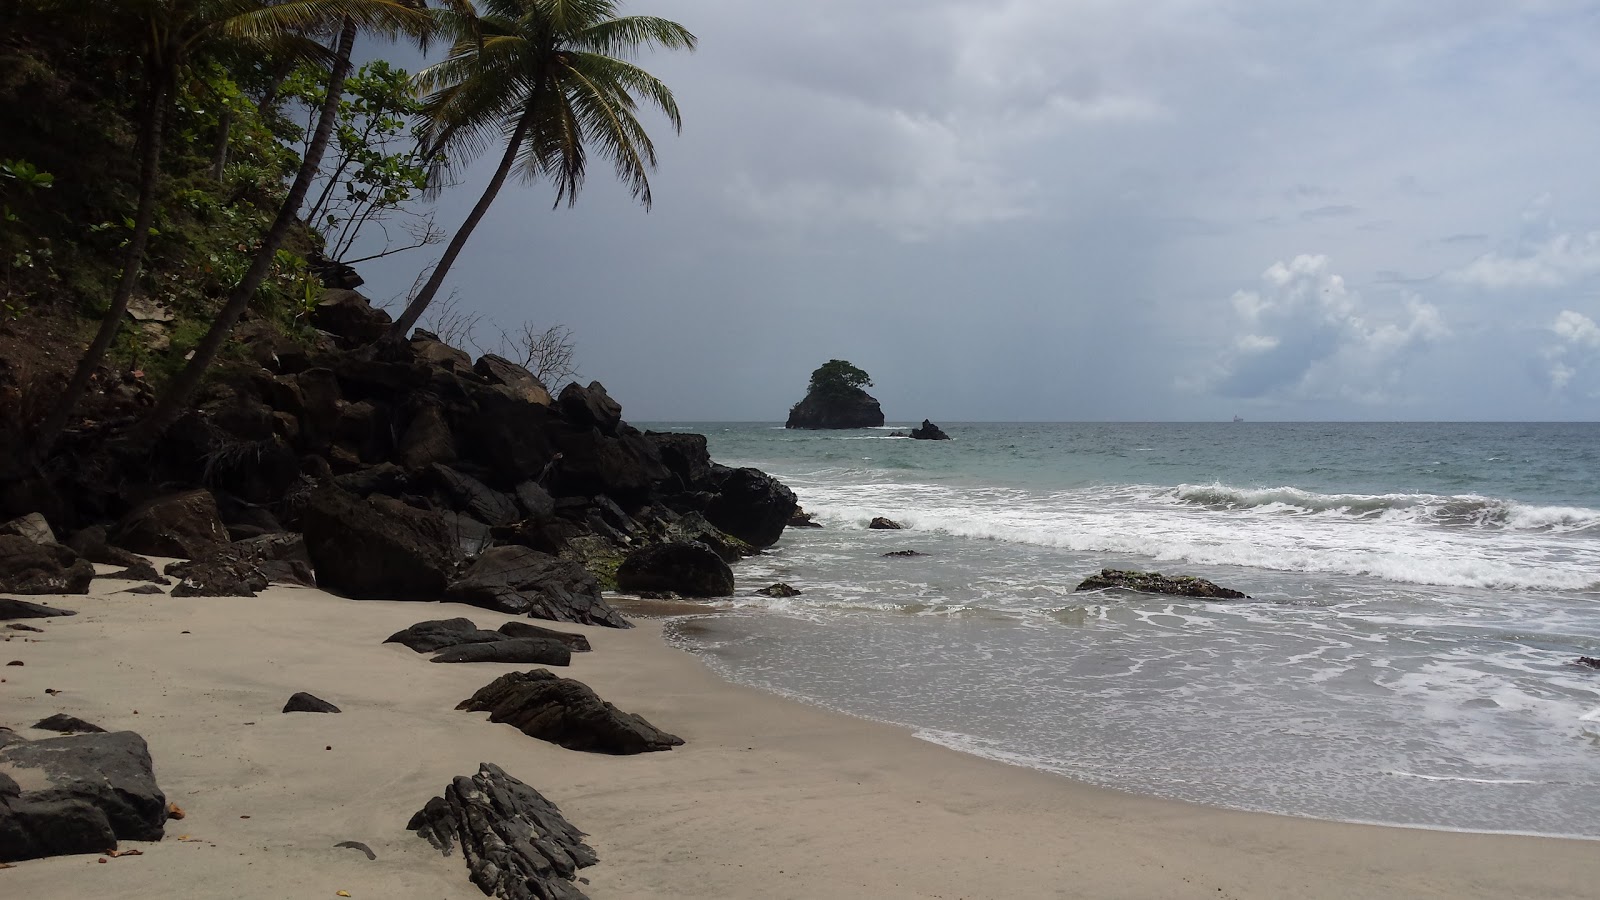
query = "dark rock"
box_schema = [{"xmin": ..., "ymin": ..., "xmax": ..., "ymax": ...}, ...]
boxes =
[
  {"xmin": 300, "ymin": 487, "xmax": 459, "ymax": 601},
  {"xmin": 215, "ymin": 496, "xmax": 285, "ymax": 541},
  {"xmin": 0, "ymin": 535, "xmax": 96, "ymax": 595},
  {"xmin": 1575, "ymin": 656, "xmax": 1600, "ymax": 670},
  {"xmin": 0, "ymin": 731, "xmax": 168, "ymax": 862},
  {"xmin": 0, "ymin": 513, "xmax": 55, "ymax": 545},
  {"xmin": 458, "ymin": 669, "xmax": 683, "ymax": 754},
  {"xmin": 33, "ymin": 715, "xmax": 106, "ymax": 735},
  {"xmin": 558, "ymin": 382, "xmax": 623, "ymax": 435},
  {"xmin": 465, "ymin": 386, "xmax": 561, "ymax": 484},
  {"xmin": 882, "ymin": 550, "xmax": 923, "ymax": 558},
  {"xmin": 6, "ymin": 623, "xmax": 43, "ymax": 632},
  {"xmin": 407, "ymin": 762, "xmax": 596, "ymax": 900},
  {"xmin": 909, "ymin": 419, "xmax": 950, "ymax": 441},
  {"xmin": 335, "ymin": 839, "xmax": 376, "ymax": 860},
  {"xmin": 310, "ymin": 289, "xmax": 391, "ymax": 347},
  {"xmin": 756, "ymin": 583, "xmax": 801, "ymax": 597},
  {"xmin": 868, "ymin": 517, "xmax": 902, "ymax": 530},
  {"xmin": 888, "ymin": 431, "xmax": 908, "ymax": 437},
  {"xmin": 513, "ymin": 481, "xmax": 556, "ymax": 523},
  {"xmin": 430, "ymin": 465, "xmax": 519, "ymax": 527},
  {"xmin": 397, "ymin": 402, "xmax": 457, "ymax": 470},
  {"xmin": 787, "ymin": 507, "xmax": 822, "ymax": 528},
  {"xmin": 437, "ymin": 510, "xmax": 496, "ymax": 556},
  {"xmin": 643, "ymin": 432, "xmax": 715, "ymax": 490},
  {"xmin": 447, "ymin": 546, "xmax": 628, "ymax": 628},
  {"xmin": 386, "ymin": 618, "xmax": 509, "ymax": 654},
  {"xmin": 410, "ymin": 332, "xmax": 473, "ymax": 375},
  {"xmin": 118, "ymin": 585, "xmax": 165, "ymax": 595},
  {"xmin": 165, "ymin": 533, "xmax": 315, "ymax": 597},
  {"xmin": 474, "ymin": 355, "xmax": 553, "ymax": 406},
  {"xmin": 551, "ymin": 428, "xmax": 671, "ymax": 503},
  {"xmin": 431, "ymin": 639, "xmax": 572, "ymax": 666},
  {"xmin": 332, "ymin": 461, "xmax": 411, "ymax": 498},
  {"xmin": 1075, "ymin": 568, "xmax": 1249, "ymax": 600},
  {"xmin": 282, "ymin": 692, "xmax": 341, "ymax": 714},
  {"xmin": 64, "ymin": 527, "xmax": 148, "ymax": 569},
  {"xmin": 102, "ymin": 560, "xmax": 169, "ymax": 584},
  {"xmin": 497, "ymin": 621, "xmax": 591, "ymax": 653},
  {"xmin": 616, "ymin": 542, "xmax": 734, "ymax": 598},
  {"xmin": 785, "ymin": 387, "xmax": 884, "ymax": 430},
  {"xmin": 662, "ymin": 511, "xmax": 753, "ymax": 563},
  {"xmin": 703, "ymin": 467, "xmax": 797, "ymax": 549},
  {"xmin": 111, "ymin": 489, "xmax": 230, "ymax": 559},
  {"xmin": 306, "ymin": 251, "xmax": 363, "ymax": 290}
]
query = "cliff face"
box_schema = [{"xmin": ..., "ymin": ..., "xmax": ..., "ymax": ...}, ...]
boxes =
[{"xmin": 785, "ymin": 389, "xmax": 885, "ymax": 429}]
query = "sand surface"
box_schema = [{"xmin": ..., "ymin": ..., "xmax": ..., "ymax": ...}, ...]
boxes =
[{"xmin": 4, "ymin": 576, "xmax": 1599, "ymax": 899}]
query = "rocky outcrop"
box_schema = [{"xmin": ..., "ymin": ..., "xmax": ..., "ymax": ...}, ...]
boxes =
[
  {"xmin": 787, "ymin": 507, "xmax": 822, "ymax": 528},
  {"xmin": 446, "ymin": 546, "xmax": 628, "ymax": 628},
  {"xmin": 1075, "ymin": 568, "xmax": 1248, "ymax": 600},
  {"xmin": 165, "ymin": 533, "xmax": 315, "ymax": 597},
  {"xmin": 909, "ymin": 419, "xmax": 950, "ymax": 440},
  {"xmin": 785, "ymin": 388, "xmax": 884, "ymax": 430},
  {"xmin": 0, "ymin": 730, "xmax": 168, "ymax": 862},
  {"xmin": 458, "ymin": 669, "xmax": 683, "ymax": 755},
  {"xmin": 299, "ymin": 487, "xmax": 459, "ymax": 601},
  {"xmin": 0, "ymin": 513, "xmax": 55, "ymax": 545},
  {"xmin": 386, "ymin": 617, "xmax": 593, "ymax": 656},
  {"xmin": 64, "ymin": 526, "xmax": 149, "ymax": 569},
  {"xmin": 882, "ymin": 549, "xmax": 923, "ymax": 558},
  {"xmin": 868, "ymin": 517, "xmax": 902, "ymax": 530},
  {"xmin": 431, "ymin": 639, "xmax": 571, "ymax": 666},
  {"xmin": 756, "ymin": 583, "xmax": 801, "ymax": 597},
  {"xmin": 0, "ymin": 535, "xmax": 95, "ymax": 594},
  {"xmin": 311, "ymin": 288, "xmax": 391, "ymax": 347},
  {"xmin": 111, "ymin": 489, "xmax": 230, "ymax": 559},
  {"xmin": 282, "ymin": 692, "xmax": 341, "ymax": 713},
  {"xmin": 615, "ymin": 542, "xmax": 734, "ymax": 598},
  {"xmin": 408, "ymin": 763, "xmax": 597, "ymax": 900},
  {"xmin": 499, "ymin": 620, "xmax": 590, "ymax": 652},
  {"xmin": 704, "ymin": 467, "xmax": 797, "ymax": 548}
]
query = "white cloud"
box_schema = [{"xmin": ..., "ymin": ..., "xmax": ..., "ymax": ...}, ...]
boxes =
[
  {"xmin": 1447, "ymin": 232, "xmax": 1600, "ymax": 289},
  {"xmin": 1196, "ymin": 254, "xmax": 1448, "ymax": 402},
  {"xmin": 1541, "ymin": 309, "xmax": 1600, "ymax": 394}
]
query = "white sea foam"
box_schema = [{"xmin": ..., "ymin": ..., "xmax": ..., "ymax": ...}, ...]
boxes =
[{"xmin": 1172, "ymin": 483, "xmax": 1600, "ymax": 533}]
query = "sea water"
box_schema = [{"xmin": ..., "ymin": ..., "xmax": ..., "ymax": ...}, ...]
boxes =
[{"xmin": 646, "ymin": 422, "xmax": 1600, "ymax": 837}]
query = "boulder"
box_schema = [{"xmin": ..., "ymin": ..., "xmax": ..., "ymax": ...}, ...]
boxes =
[
  {"xmin": 446, "ymin": 546, "xmax": 629, "ymax": 629},
  {"xmin": 909, "ymin": 419, "xmax": 950, "ymax": 441},
  {"xmin": 431, "ymin": 639, "xmax": 572, "ymax": 666},
  {"xmin": 551, "ymin": 428, "xmax": 672, "ymax": 502},
  {"xmin": 513, "ymin": 481, "xmax": 556, "ymax": 523},
  {"xmin": 103, "ymin": 560, "xmax": 169, "ymax": 584},
  {"xmin": 299, "ymin": 487, "xmax": 459, "ymax": 601},
  {"xmin": 0, "ymin": 599, "xmax": 75, "ymax": 620},
  {"xmin": 464, "ymin": 385, "xmax": 561, "ymax": 481},
  {"xmin": 386, "ymin": 618, "xmax": 508, "ymax": 654},
  {"xmin": 615, "ymin": 542, "xmax": 734, "ymax": 598},
  {"xmin": 497, "ymin": 621, "xmax": 591, "ymax": 653},
  {"xmin": 0, "ymin": 535, "xmax": 95, "ymax": 595},
  {"xmin": 703, "ymin": 467, "xmax": 797, "ymax": 548},
  {"xmin": 458, "ymin": 669, "xmax": 683, "ymax": 754},
  {"xmin": 662, "ymin": 512, "xmax": 753, "ymax": 563},
  {"xmin": 397, "ymin": 402, "xmax": 457, "ymax": 470},
  {"xmin": 787, "ymin": 507, "xmax": 822, "ymax": 528},
  {"xmin": 0, "ymin": 731, "xmax": 168, "ymax": 862},
  {"xmin": 868, "ymin": 517, "xmax": 902, "ymax": 530},
  {"xmin": 430, "ymin": 465, "xmax": 520, "ymax": 527},
  {"xmin": 0, "ymin": 513, "xmax": 55, "ymax": 545},
  {"xmin": 111, "ymin": 489, "xmax": 229, "ymax": 559},
  {"xmin": 474, "ymin": 355, "xmax": 553, "ymax": 406},
  {"xmin": 410, "ymin": 331, "xmax": 473, "ymax": 375},
  {"xmin": 882, "ymin": 549, "xmax": 923, "ymax": 558},
  {"xmin": 558, "ymin": 382, "xmax": 623, "ymax": 435},
  {"xmin": 64, "ymin": 526, "xmax": 149, "ymax": 569},
  {"xmin": 310, "ymin": 288, "xmax": 391, "ymax": 347},
  {"xmin": 1074, "ymin": 568, "xmax": 1249, "ymax": 600},
  {"xmin": 1574, "ymin": 656, "xmax": 1600, "ymax": 670},
  {"xmin": 643, "ymin": 432, "xmax": 715, "ymax": 490},
  {"xmin": 32, "ymin": 715, "xmax": 106, "ymax": 735},
  {"xmin": 756, "ymin": 583, "xmax": 801, "ymax": 597},
  {"xmin": 165, "ymin": 533, "xmax": 316, "ymax": 598},
  {"xmin": 785, "ymin": 388, "xmax": 884, "ymax": 429},
  {"xmin": 282, "ymin": 692, "xmax": 341, "ymax": 714},
  {"xmin": 407, "ymin": 763, "xmax": 596, "ymax": 900}
]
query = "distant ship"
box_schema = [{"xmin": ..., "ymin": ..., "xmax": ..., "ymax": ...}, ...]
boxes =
[{"xmin": 1232, "ymin": 415, "xmax": 1244, "ymax": 423}]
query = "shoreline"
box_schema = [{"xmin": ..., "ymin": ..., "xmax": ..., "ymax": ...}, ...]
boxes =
[{"xmin": 5, "ymin": 581, "xmax": 1600, "ymax": 898}]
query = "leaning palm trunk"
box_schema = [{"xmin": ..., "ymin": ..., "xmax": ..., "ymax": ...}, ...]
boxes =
[
  {"xmin": 387, "ymin": 105, "xmax": 536, "ymax": 340},
  {"xmin": 137, "ymin": 17, "xmax": 359, "ymax": 443},
  {"xmin": 25, "ymin": 69, "xmax": 171, "ymax": 467}
]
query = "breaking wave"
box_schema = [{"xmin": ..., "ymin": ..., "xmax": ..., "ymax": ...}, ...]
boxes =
[{"xmin": 1172, "ymin": 484, "xmax": 1600, "ymax": 533}]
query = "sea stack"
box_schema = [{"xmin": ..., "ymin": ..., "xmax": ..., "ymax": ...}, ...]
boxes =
[{"xmin": 786, "ymin": 359, "xmax": 885, "ymax": 429}]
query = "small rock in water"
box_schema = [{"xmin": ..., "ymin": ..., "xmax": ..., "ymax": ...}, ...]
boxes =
[
  {"xmin": 882, "ymin": 550, "xmax": 923, "ymax": 558},
  {"xmin": 868, "ymin": 517, "xmax": 902, "ymax": 530},
  {"xmin": 756, "ymin": 583, "xmax": 802, "ymax": 597},
  {"xmin": 282, "ymin": 692, "xmax": 341, "ymax": 714},
  {"xmin": 1574, "ymin": 656, "xmax": 1600, "ymax": 670},
  {"xmin": 1075, "ymin": 568, "xmax": 1248, "ymax": 600},
  {"xmin": 787, "ymin": 508, "xmax": 822, "ymax": 528}
]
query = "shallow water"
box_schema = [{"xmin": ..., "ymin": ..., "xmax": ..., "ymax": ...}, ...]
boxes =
[{"xmin": 646, "ymin": 421, "xmax": 1600, "ymax": 837}]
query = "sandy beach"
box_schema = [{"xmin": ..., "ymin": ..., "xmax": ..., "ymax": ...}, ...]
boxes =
[{"xmin": 4, "ymin": 574, "xmax": 1599, "ymax": 899}]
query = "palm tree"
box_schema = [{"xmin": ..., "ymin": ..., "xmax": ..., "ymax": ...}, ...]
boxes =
[
  {"xmin": 139, "ymin": 0, "xmax": 434, "ymax": 440},
  {"xmin": 385, "ymin": 0, "xmax": 696, "ymax": 340}
]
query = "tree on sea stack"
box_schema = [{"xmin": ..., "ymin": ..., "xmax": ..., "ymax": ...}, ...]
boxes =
[
  {"xmin": 385, "ymin": 0, "xmax": 697, "ymax": 340},
  {"xmin": 787, "ymin": 359, "xmax": 885, "ymax": 429}
]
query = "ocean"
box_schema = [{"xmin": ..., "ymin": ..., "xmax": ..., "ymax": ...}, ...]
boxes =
[{"xmin": 644, "ymin": 421, "xmax": 1600, "ymax": 838}]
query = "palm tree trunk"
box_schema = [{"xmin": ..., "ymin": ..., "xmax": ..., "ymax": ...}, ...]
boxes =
[
  {"xmin": 388, "ymin": 106, "xmax": 536, "ymax": 340},
  {"xmin": 210, "ymin": 107, "xmax": 231, "ymax": 181},
  {"xmin": 24, "ymin": 69, "xmax": 170, "ymax": 466},
  {"xmin": 137, "ymin": 18, "xmax": 358, "ymax": 443}
]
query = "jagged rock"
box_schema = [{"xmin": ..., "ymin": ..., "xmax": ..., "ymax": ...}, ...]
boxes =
[
  {"xmin": 398, "ymin": 402, "xmax": 457, "ymax": 470},
  {"xmin": 868, "ymin": 517, "xmax": 902, "ymax": 530},
  {"xmin": 0, "ymin": 513, "xmax": 55, "ymax": 545},
  {"xmin": 643, "ymin": 432, "xmax": 715, "ymax": 491},
  {"xmin": 430, "ymin": 464, "xmax": 520, "ymax": 527},
  {"xmin": 300, "ymin": 487, "xmax": 459, "ymax": 601},
  {"xmin": 475, "ymin": 355, "xmax": 553, "ymax": 406},
  {"xmin": 33, "ymin": 715, "xmax": 106, "ymax": 735},
  {"xmin": 498, "ymin": 621, "xmax": 591, "ymax": 653},
  {"xmin": 909, "ymin": 419, "xmax": 950, "ymax": 441},
  {"xmin": 464, "ymin": 385, "xmax": 561, "ymax": 484},
  {"xmin": 164, "ymin": 533, "xmax": 315, "ymax": 597},
  {"xmin": 513, "ymin": 481, "xmax": 556, "ymax": 523},
  {"xmin": 888, "ymin": 431, "xmax": 908, "ymax": 437},
  {"xmin": 787, "ymin": 507, "xmax": 822, "ymax": 528},
  {"xmin": 438, "ymin": 510, "xmax": 495, "ymax": 556},
  {"xmin": 118, "ymin": 585, "xmax": 165, "ymax": 595},
  {"xmin": 756, "ymin": 583, "xmax": 801, "ymax": 597},
  {"xmin": 459, "ymin": 669, "xmax": 683, "ymax": 754},
  {"xmin": 311, "ymin": 289, "xmax": 391, "ymax": 347},
  {"xmin": 411, "ymin": 331, "xmax": 474, "ymax": 375},
  {"xmin": 0, "ymin": 598, "xmax": 61, "ymax": 619},
  {"xmin": 0, "ymin": 730, "xmax": 168, "ymax": 862},
  {"xmin": 558, "ymin": 382, "xmax": 623, "ymax": 435},
  {"xmin": 432, "ymin": 639, "xmax": 572, "ymax": 666},
  {"xmin": 1075, "ymin": 568, "xmax": 1249, "ymax": 600},
  {"xmin": 332, "ymin": 461, "xmax": 410, "ymax": 498},
  {"xmin": 215, "ymin": 496, "xmax": 285, "ymax": 541},
  {"xmin": 306, "ymin": 251, "xmax": 363, "ymax": 290},
  {"xmin": 882, "ymin": 550, "xmax": 923, "ymax": 558},
  {"xmin": 447, "ymin": 546, "xmax": 628, "ymax": 628},
  {"xmin": 386, "ymin": 618, "xmax": 509, "ymax": 653},
  {"xmin": 662, "ymin": 511, "xmax": 753, "ymax": 563},
  {"xmin": 407, "ymin": 763, "xmax": 596, "ymax": 900},
  {"xmin": 0, "ymin": 535, "xmax": 95, "ymax": 595},
  {"xmin": 111, "ymin": 489, "xmax": 229, "ymax": 559},
  {"xmin": 551, "ymin": 428, "xmax": 672, "ymax": 503},
  {"xmin": 1575, "ymin": 656, "xmax": 1600, "ymax": 670},
  {"xmin": 704, "ymin": 467, "xmax": 797, "ymax": 549},
  {"xmin": 64, "ymin": 526, "xmax": 149, "ymax": 569},
  {"xmin": 616, "ymin": 542, "xmax": 734, "ymax": 598},
  {"xmin": 282, "ymin": 692, "xmax": 341, "ymax": 714},
  {"xmin": 102, "ymin": 560, "xmax": 169, "ymax": 584},
  {"xmin": 785, "ymin": 387, "xmax": 884, "ymax": 429}
]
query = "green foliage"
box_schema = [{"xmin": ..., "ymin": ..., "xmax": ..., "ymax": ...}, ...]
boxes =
[
  {"xmin": 807, "ymin": 359, "xmax": 873, "ymax": 397},
  {"xmin": 0, "ymin": 158, "xmax": 56, "ymax": 320}
]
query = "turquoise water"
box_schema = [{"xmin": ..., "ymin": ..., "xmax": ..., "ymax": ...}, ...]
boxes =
[{"xmin": 649, "ymin": 422, "xmax": 1600, "ymax": 837}]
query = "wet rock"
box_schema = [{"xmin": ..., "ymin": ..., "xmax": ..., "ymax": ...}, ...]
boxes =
[
  {"xmin": 882, "ymin": 550, "xmax": 923, "ymax": 558},
  {"xmin": 703, "ymin": 467, "xmax": 797, "ymax": 549},
  {"xmin": 458, "ymin": 669, "xmax": 683, "ymax": 754},
  {"xmin": 497, "ymin": 621, "xmax": 591, "ymax": 653},
  {"xmin": 0, "ymin": 535, "xmax": 95, "ymax": 595},
  {"xmin": 33, "ymin": 714, "xmax": 106, "ymax": 735},
  {"xmin": 909, "ymin": 419, "xmax": 950, "ymax": 441},
  {"xmin": 787, "ymin": 507, "xmax": 822, "ymax": 528},
  {"xmin": 282, "ymin": 692, "xmax": 341, "ymax": 714},
  {"xmin": 662, "ymin": 511, "xmax": 753, "ymax": 563},
  {"xmin": 0, "ymin": 730, "xmax": 168, "ymax": 862},
  {"xmin": 1575, "ymin": 656, "xmax": 1600, "ymax": 670},
  {"xmin": 0, "ymin": 513, "xmax": 55, "ymax": 545},
  {"xmin": 300, "ymin": 487, "xmax": 458, "ymax": 601},
  {"xmin": 408, "ymin": 762, "xmax": 596, "ymax": 900},
  {"xmin": 386, "ymin": 618, "xmax": 508, "ymax": 654},
  {"xmin": 111, "ymin": 489, "xmax": 229, "ymax": 559},
  {"xmin": 1075, "ymin": 568, "xmax": 1249, "ymax": 600},
  {"xmin": 447, "ymin": 546, "xmax": 628, "ymax": 629},
  {"xmin": 615, "ymin": 542, "xmax": 734, "ymax": 598},
  {"xmin": 868, "ymin": 517, "xmax": 902, "ymax": 530},
  {"xmin": 756, "ymin": 583, "xmax": 802, "ymax": 597},
  {"xmin": 431, "ymin": 639, "xmax": 572, "ymax": 666}
]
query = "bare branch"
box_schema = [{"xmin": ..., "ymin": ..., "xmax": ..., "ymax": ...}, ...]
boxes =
[{"xmin": 499, "ymin": 322, "xmax": 579, "ymax": 391}]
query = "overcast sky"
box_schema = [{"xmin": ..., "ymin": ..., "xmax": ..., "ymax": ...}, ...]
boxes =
[{"xmin": 354, "ymin": 0, "xmax": 1600, "ymax": 422}]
